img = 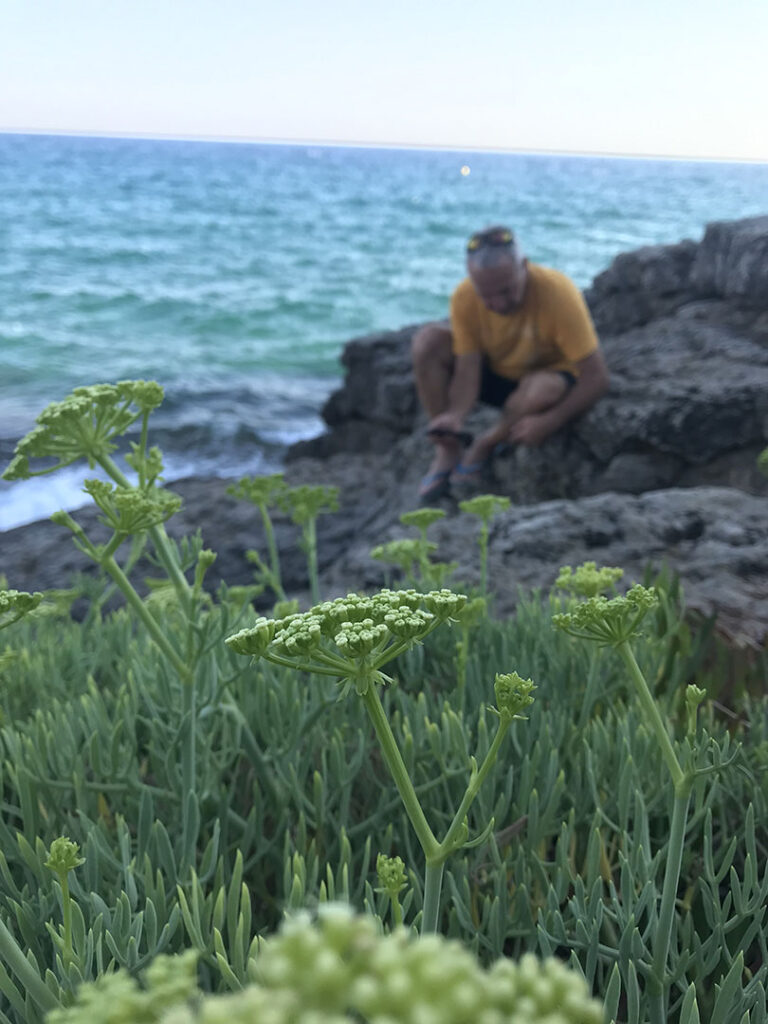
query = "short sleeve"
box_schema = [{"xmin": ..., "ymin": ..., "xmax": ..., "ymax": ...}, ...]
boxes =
[
  {"xmin": 450, "ymin": 280, "xmax": 482, "ymax": 356},
  {"xmin": 551, "ymin": 274, "xmax": 599, "ymax": 361}
]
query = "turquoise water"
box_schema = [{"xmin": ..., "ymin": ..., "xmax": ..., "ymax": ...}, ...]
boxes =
[{"xmin": 1, "ymin": 133, "xmax": 767, "ymax": 527}]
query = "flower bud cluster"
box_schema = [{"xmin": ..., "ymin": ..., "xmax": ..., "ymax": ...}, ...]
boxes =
[
  {"xmin": 376, "ymin": 853, "xmax": 408, "ymax": 895},
  {"xmin": 2, "ymin": 381, "xmax": 163, "ymax": 480},
  {"xmin": 227, "ymin": 473, "xmax": 287, "ymax": 508},
  {"xmin": 45, "ymin": 836, "xmax": 85, "ymax": 876},
  {"xmin": 0, "ymin": 589, "xmax": 44, "ymax": 630},
  {"xmin": 225, "ymin": 589, "xmax": 466, "ymax": 676},
  {"xmin": 147, "ymin": 906, "xmax": 606, "ymax": 1024},
  {"xmin": 555, "ymin": 562, "xmax": 623, "ymax": 599},
  {"xmin": 370, "ymin": 539, "xmax": 436, "ymax": 573},
  {"xmin": 552, "ymin": 584, "xmax": 658, "ymax": 647},
  {"xmin": 47, "ymin": 949, "xmax": 197, "ymax": 1024},
  {"xmin": 83, "ymin": 480, "xmax": 182, "ymax": 534},
  {"xmin": 49, "ymin": 907, "xmax": 603, "ymax": 1024},
  {"xmin": 279, "ymin": 484, "xmax": 340, "ymax": 525},
  {"xmin": 458, "ymin": 494, "xmax": 510, "ymax": 523},
  {"xmin": 685, "ymin": 684, "xmax": 706, "ymax": 710},
  {"xmin": 494, "ymin": 672, "xmax": 536, "ymax": 722},
  {"xmin": 400, "ymin": 508, "xmax": 446, "ymax": 532}
]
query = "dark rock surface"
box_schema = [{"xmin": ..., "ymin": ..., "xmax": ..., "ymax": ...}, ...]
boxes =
[{"xmin": 2, "ymin": 216, "xmax": 768, "ymax": 644}]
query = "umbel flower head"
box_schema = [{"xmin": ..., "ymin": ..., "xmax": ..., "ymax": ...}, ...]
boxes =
[
  {"xmin": 0, "ymin": 589, "xmax": 44, "ymax": 630},
  {"xmin": 371, "ymin": 538, "xmax": 437, "ymax": 573},
  {"xmin": 458, "ymin": 493, "xmax": 511, "ymax": 523},
  {"xmin": 49, "ymin": 904, "xmax": 604, "ymax": 1024},
  {"xmin": 400, "ymin": 507, "xmax": 446, "ymax": 533},
  {"xmin": 278, "ymin": 483, "xmax": 339, "ymax": 525},
  {"xmin": 556, "ymin": 561, "xmax": 624, "ymax": 598},
  {"xmin": 225, "ymin": 588, "xmax": 466, "ymax": 692},
  {"xmin": 2, "ymin": 380, "xmax": 164, "ymax": 480},
  {"xmin": 83, "ymin": 479, "xmax": 182, "ymax": 533},
  {"xmin": 552, "ymin": 584, "xmax": 658, "ymax": 647},
  {"xmin": 493, "ymin": 672, "xmax": 536, "ymax": 722},
  {"xmin": 227, "ymin": 472, "xmax": 287, "ymax": 507}
]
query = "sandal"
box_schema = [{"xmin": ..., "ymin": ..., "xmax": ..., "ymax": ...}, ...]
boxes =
[
  {"xmin": 451, "ymin": 459, "xmax": 494, "ymax": 499},
  {"xmin": 417, "ymin": 469, "xmax": 452, "ymax": 505}
]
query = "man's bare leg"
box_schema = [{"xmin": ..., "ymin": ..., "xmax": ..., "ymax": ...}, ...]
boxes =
[
  {"xmin": 412, "ymin": 322, "xmax": 463, "ymax": 491},
  {"xmin": 460, "ymin": 370, "xmax": 569, "ymax": 469}
]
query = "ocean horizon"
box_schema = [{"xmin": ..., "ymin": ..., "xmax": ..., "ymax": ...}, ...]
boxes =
[{"xmin": 1, "ymin": 132, "xmax": 767, "ymax": 530}]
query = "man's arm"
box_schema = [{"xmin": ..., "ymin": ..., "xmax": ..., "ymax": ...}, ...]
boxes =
[
  {"xmin": 510, "ymin": 350, "xmax": 610, "ymax": 445},
  {"xmin": 428, "ymin": 352, "xmax": 482, "ymax": 433}
]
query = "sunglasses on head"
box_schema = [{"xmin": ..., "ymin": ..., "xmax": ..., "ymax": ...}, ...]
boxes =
[{"xmin": 466, "ymin": 227, "xmax": 514, "ymax": 253}]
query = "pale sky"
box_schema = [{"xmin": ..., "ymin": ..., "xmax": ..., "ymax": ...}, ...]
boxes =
[{"xmin": 1, "ymin": 0, "xmax": 767, "ymax": 160}]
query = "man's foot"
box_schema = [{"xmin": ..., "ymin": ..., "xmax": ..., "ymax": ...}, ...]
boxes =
[
  {"xmin": 418, "ymin": 469, "xmax": 452, "ymax": 504},
  {"xmin": 451, "ymin": 456, "xmax": 494, "ymax": 500},
  {"xmin": 418, "ymin": 440, "xmax": 462, "ymax": 504}
]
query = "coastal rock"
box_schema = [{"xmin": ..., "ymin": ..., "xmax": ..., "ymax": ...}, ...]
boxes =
[{"xmin": 2, "ymin": 216, "xmax": 768, "ymax": 645}]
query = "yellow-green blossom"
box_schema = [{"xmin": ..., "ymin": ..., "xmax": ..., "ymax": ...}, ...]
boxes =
[
  {"xmin": 556, "ymin": 561, "xmax": 624, "ymax": 598},
  {"xmin": 0, "ymin": 589, "xmax": 44, "ymax": 630},
  {"xmin": 552, "ymin": 584, "xmax": 658, "ymax": 647}
]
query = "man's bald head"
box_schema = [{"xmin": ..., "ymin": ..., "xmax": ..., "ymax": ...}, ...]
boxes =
[{"xmin": 466, "ymin": 226, "xmax": 528, "ymax": 314}]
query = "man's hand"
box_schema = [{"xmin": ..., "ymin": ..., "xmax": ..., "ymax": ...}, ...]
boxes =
[
  {"xmin": 508, "ymin": 413, "xmax": 554, "ymax": 447},
  {"xmin": 428, "ymin": 411, "xmax": 466, "ymax": 440}
]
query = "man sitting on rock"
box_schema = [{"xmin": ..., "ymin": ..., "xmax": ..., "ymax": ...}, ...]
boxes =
[{"xmin": 412, "ymin": 225, "xmax": 610, "ymax": 502}]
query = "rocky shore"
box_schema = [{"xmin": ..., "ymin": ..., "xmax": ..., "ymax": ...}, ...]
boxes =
[{"xmin": 2, "ymin": 215, "xmax": 768, "ymax": 643}]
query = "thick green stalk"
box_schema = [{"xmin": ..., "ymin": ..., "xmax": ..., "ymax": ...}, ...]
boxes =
[
  {"xmin": 101, "ymin": 554, "xmax": 191, "ymax": 683},
  {"xmin": 648, "ymin": 785, "xmax": 692, "ymax": 1024},
  {"xmin": 361, "ymin": 687, "xmax": 439, "ymax": 859},
  {"xmin": 304, "ymin": 518, "xmax": 321, "ymax": 604},
  {"xmin": 0, "ymin": 916, "xmax": 59, "ymax": 1013},
  {"xmin": 422, "ymin": 861, "xmax": 445, "ymax": 934},
  {"xmin": 259, "ymin": 504, "xmax": 286, "ymax": 600},
  {"xmin": 479, "ymin": 522, "xmax": 489, "ymax": 597},
  {"xmin": 617, "ymin": 641, "xmax": 684, "ymax": 789},
  {"xmin": 137, "ymin": 410, "xmax": 150, "ymax": 489},
  {"xmin": 59, "ymin": 874, "xmax": 74, "ymax": 967}
]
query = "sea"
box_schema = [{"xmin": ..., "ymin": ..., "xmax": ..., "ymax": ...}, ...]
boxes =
[{"xmin": 1, "ymin": 133, "xmax": 767, "ymax": 531}]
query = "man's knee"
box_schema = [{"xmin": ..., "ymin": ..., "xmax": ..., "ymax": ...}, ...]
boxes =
[
  {"xmin": 507, "ymin": 371, "xmax": 567, "ymax": 414},
  {"xmin": 412, "ymin": 321, "xmax": 453, "ymax": 367}
]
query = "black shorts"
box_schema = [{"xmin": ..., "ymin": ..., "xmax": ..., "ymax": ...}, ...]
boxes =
[{"xmin": 479, "ymin": 363, "xmax": 576, "ymax": 408}]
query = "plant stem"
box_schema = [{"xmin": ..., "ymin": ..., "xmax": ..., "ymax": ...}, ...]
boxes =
[
  {"xmin": 259, "ymin": 504, "xmax": 286, "ymax": 601},
  {"xmin": 361, "ymin": 687, "xmax": 439, "ymax": 859},
  {"xmin": 648, "ymin": 784, "xmax": 692, "ymax": 1024},
  {"xmin": 304, "ymin": 518, "xmax": 320, "ymax": 604},
  {"xmin": 479, "ymin": 522, "xmax": 489, "ymax": 597},
  {"xmin": 101, "ymin": 554, "xmax": 191, "ymax": 683},
  {"xmin": 59, "ymin": 874, "xmax": 73, "ymax": 967},
  {"xmin": 617, "ymin": 641, "xmax": 684, "ymax": 789},
  {"xmin": 440, "ymin": 717, "xmax": 510, "ymax": 857},
  {"xmin": 422, "ymin": 861, "xmax": 445, "ymax": 934}
]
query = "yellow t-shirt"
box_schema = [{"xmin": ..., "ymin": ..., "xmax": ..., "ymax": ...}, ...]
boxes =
[{"xmin": 450, "ymin": 263, "xmax": 599, "ymax": 379}]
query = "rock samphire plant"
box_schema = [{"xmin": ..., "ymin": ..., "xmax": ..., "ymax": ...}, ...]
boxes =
[
  {"xmin": 47, "ymin": 904, "xmax": 604, "ymax": 1024},
  {"xmin": 226, "ymin": 588, "xmax": 535, "ymax": 934}
]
